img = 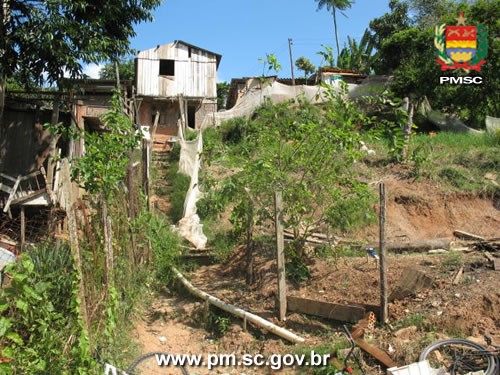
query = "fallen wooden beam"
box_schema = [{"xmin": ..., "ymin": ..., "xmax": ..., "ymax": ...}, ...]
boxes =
[
  {"xmin": 287, "ymin": 296, "xmax": 366, "ymax": 323},
  {"xmin": 284, "ymin": 232, "xmax": 328, "ymax": 245},
  {"xmin": 389, "ymin": 268, "xmax": 433, "ymax": 302},
  {"xmin": 355, "ymin": 338, "xmax": 398, "ymax": 368},
  {"xmin": 172, "ymin": 268, "xmax": 305, "ymax": 344},
  {"xmin": 367, "ymin": 238, "xmax": 452, "ymax": 253},
  {"xmin": 453, "ymin": 230, "xmax": 485, "ymax": 241}
]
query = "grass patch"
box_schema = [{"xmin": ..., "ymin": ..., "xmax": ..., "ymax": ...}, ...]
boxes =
[
  {"xmin": 439, "ymin": 252, "xmax": 463, "ymax": 271},
  {"xmin": 294, "ymin": 333, "xmax": 358, "ymax": 374},
  {"xmin": 202, "ymin": 218, "xmax": 239, "ymax": 262},
  {"xmin": 413, "ymin": 132, "xmax": 499, "ymax": 192},
  {"xmin": 393, "ymin": 313, "xmax": 429, "ymax": 330},
  {"xmin": 163, "ymin": 162, "xmax": 190, "ymax": 223},
  {"xmin": 366, "ymin": 131, "xmax": 499, "ymax": 194}
]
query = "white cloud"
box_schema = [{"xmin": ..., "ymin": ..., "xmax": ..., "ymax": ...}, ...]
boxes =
[{"xmin": 82, "ymin": 63, "xmax": 104, "ymax": 79}]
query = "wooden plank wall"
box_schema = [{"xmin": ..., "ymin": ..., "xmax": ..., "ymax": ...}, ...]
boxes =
[
  {"xmin": 136, "ymin": 42, "xmax": 217, "ymax": 98},
  {"xmin": 0, "ymin": 109, "xmax": 52, "ymax": 175}
]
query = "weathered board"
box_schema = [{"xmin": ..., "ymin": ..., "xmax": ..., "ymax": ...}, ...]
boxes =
[
  {"xmin": 389, "ymin": 268, "xmax": 433, "ymax": 302},
  {"xmin": 355, "ymin": 338, "xmax": 398, "ymax": 368},
  {"xmin": 287, "ymin": 296, "xmax": 366, "ymax": 323}
]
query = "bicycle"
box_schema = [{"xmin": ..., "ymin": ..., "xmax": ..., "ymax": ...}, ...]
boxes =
[
  {"xmin": 419, "ymin": 336, "xmax": 500, "ymax": 375},
  {"xmin": 334, "ymin": 325, "xmax": 367, "ymax": 375},
  {"xmin": 96, "ymin": 350, "xmax": 189, "ymax": 374}
]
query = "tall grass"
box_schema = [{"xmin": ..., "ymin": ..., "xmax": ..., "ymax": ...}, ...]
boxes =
[{"xmin": 364, "ymin": 131, "xmax": 499, "ymax": 194}]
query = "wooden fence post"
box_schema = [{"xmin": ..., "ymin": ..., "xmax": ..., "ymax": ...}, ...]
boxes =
[
  {"xmin": 379, "ymin": 183, "xmax": 388, "ymax": 323},
  {"xmin": 20, "ymin": 206, "xmax": 25, "ymax": 251},
  {"xmin": 275, "ymin": 191, "xmax": 287, "ymax": 321},
  {"xmin": 60, "ymin": 159, "xmax": 90, "ymax": 333},
  {"xmin": 46, "ymin": 94, "xmax": 61, "ymax": 194},
  {"xmin": 102, "ymin": 197, "xmax": 114, "ymax": 290},
  {"xmin": 246, "ymin": 194, "xmax": 255, "ymax": 285}
]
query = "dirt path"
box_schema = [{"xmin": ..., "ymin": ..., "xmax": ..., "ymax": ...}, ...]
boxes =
[
  {"xmin": 130, "ymin": 290, "xmax": 277, "ymax": 374},
  {"xmin": 131, "ymin": 150, "xmax": 500, "ymax": 374}
]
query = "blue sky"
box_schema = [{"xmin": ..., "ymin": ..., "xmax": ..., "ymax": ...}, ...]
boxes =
[{"xmin": 85, "ymin": 0, "xmax": 390, "ymax": 82}]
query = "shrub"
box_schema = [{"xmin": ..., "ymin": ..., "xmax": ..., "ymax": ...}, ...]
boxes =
[
  {"xmin": 0, "ymin": 243, "xmax": 95, "ymax": 374},
  {"xmin": 137, "ymin": 212, "xmax": 182, "ymax": 285}
]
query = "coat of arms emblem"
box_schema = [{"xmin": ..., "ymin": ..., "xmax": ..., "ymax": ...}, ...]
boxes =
[{"xmin": 435, "ymin": 12, "xmax": 488, "ymax": 72}]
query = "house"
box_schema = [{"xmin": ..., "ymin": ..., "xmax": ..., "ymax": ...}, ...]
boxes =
[
  {"xmin": 135, "ymin": 40, "xmax": 221, "ymax": 147},
  {"xmin": 0, "ymin": 79, "xmax": 134, "ymax": 247},
  {"xmin": 316, "ymin": 67, "xmax": 366, "ymax": 85}
]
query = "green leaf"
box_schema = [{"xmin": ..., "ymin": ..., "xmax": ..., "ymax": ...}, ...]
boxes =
[
  {"xmin": 1, "ymin": 345, "xmax": 14, "ymax": 359},
  {"xmin": 0, "ymin": 362, "xmax": 13, "ymax": 375},
  {"xmin": 0, "ymin": 303, "xmax": 9, "ymax": 313},
  {"xmin": 6, "ymin": 332, "xmax": 23, "ymax": 345},
  {"xmin": 0, "ymin": 317, "xmax": 12, "ymax": 337},
  {"xmin": 15, "ymin": 299, "xmax": 28, "ymax": 314}
]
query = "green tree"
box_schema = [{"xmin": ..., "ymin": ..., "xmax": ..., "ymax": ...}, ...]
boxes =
[
  {"xmin": 405, "ymin": 0, "xmax": 457, "ymax": 28},
  {"xmin": 315, "ymin": 0, "xmax": 355, "ymax": 59},
  {"xmin": 369, "ymin": 0, "xmax": 410, "ymax": 74},
  {"xmin": 373, "ymin": 1, "xmax": 499, "ymax": 132},
  {"xmin": 317, "ymin": 45, "xmax": 336, "ymax": 68},
  {"xmin": 295, "ymin": 56, "xmax": 316, "ymax": 78},
  {"xmin": 208, "ymin": 85, "xmax": 375, "ymax": 261},
  {"xmin": 99, "ymin": 58, "xmax": 136, "ymax": 81},
  {"xmin": 0, "ymin": 0, "xmax": 161, "ymax": 121},
  {"xmin": 217, "ymin": 82, "xmax": 230, "ymax": 110},
  {"xmin": 337, "ymin": 28, "xmax": 377, "ymax": 74},
  {"xmin": 259, "ymin": 53, "xmax": 282, "ymax": 76}
]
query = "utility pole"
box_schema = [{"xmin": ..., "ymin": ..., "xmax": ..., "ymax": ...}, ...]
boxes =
[
  {"xmin": 379, "ymin": 182, "xmax": 388, "ymax": 323},
  {"xmin": 288, "ymin": 38, "xmax": 295, "ymax": 86}
]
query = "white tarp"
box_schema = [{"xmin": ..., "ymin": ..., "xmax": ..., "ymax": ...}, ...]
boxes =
[
  {"xmin": 175, "ymin": 129, "xmax": 207, "ymax": 249},
  {"xmin": 201, "ymin": 77, "xmax": 393, "ymax": 129},
  {"xmin": 428, "ymin": 110, "xmax": 484, "ymax": 134},
  {"xmin": 485, "ymin": 116, "xmax": 500, "ymax": 133},
  {"xmin": 388, "ymin": 360, "xmax": 448, "ymax": 375}
]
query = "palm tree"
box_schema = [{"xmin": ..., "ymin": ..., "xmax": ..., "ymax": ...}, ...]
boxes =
[{"xmin": 315, "ymin": 0, "xmax": 355, "ymax": 60}]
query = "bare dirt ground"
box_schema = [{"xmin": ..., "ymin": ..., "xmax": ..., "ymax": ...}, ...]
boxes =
[{"xmin": 133, "ymin": 165, "xmax": 499, "ymax": 374}]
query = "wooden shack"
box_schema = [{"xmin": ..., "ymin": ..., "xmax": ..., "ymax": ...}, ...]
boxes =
[{"xmin": 135, "ymin": 40, "xmax": 221, "ymax": 147}]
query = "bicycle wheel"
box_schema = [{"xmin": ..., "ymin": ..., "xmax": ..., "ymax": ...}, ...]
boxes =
[
  {"xmin": 127, "ymin": 352, "xmax": 189, "ymax": 375},
  {"xmin": 419, "ymin": 339, "xmax": 499, "ymax": 375}
]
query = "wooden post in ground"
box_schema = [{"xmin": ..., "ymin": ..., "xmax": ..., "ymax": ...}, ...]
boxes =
[
  {"xmin": 126, "ymin": 162, "xmax": 138, "ymax": 267},
  {"xmin": 20, "ymin": 206, "xmax": 26, "ymax": 251},
  {"xmin": 274, "ymin": 191, "xmax": 287, "ymax": 321},
  {"xmin": 60, "ymin": 159, "xmax": 89, "ymax": 333},
  {"xmin": 379, "ymin": 183, "xmax": 388, "ymax": 323},
  {"xmin": 46, "ymin": 94, "xmax": 61, "ymax": 193},
  {"xmin": 102, "ymin": 197, "xmax": 114, "ymax": 290},
  {"xmin": 245, "ymin": 190, "xmax": 254, "ymax": 285},
  {"xmin": 142, "ymin": 139, "xmax": 150, "ymax": 211}
]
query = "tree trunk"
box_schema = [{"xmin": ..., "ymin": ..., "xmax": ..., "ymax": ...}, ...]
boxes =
[
  {"xmin": 102, "ymin": 197, "xmax": 114, "ymax": 290},
  {"xmin": 401, "ymin": 97, "xmax": 414, "ymax": 161},
  {"xmin": 333, "ymin": 8, "xmax": 340, "ymax": 62}
]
